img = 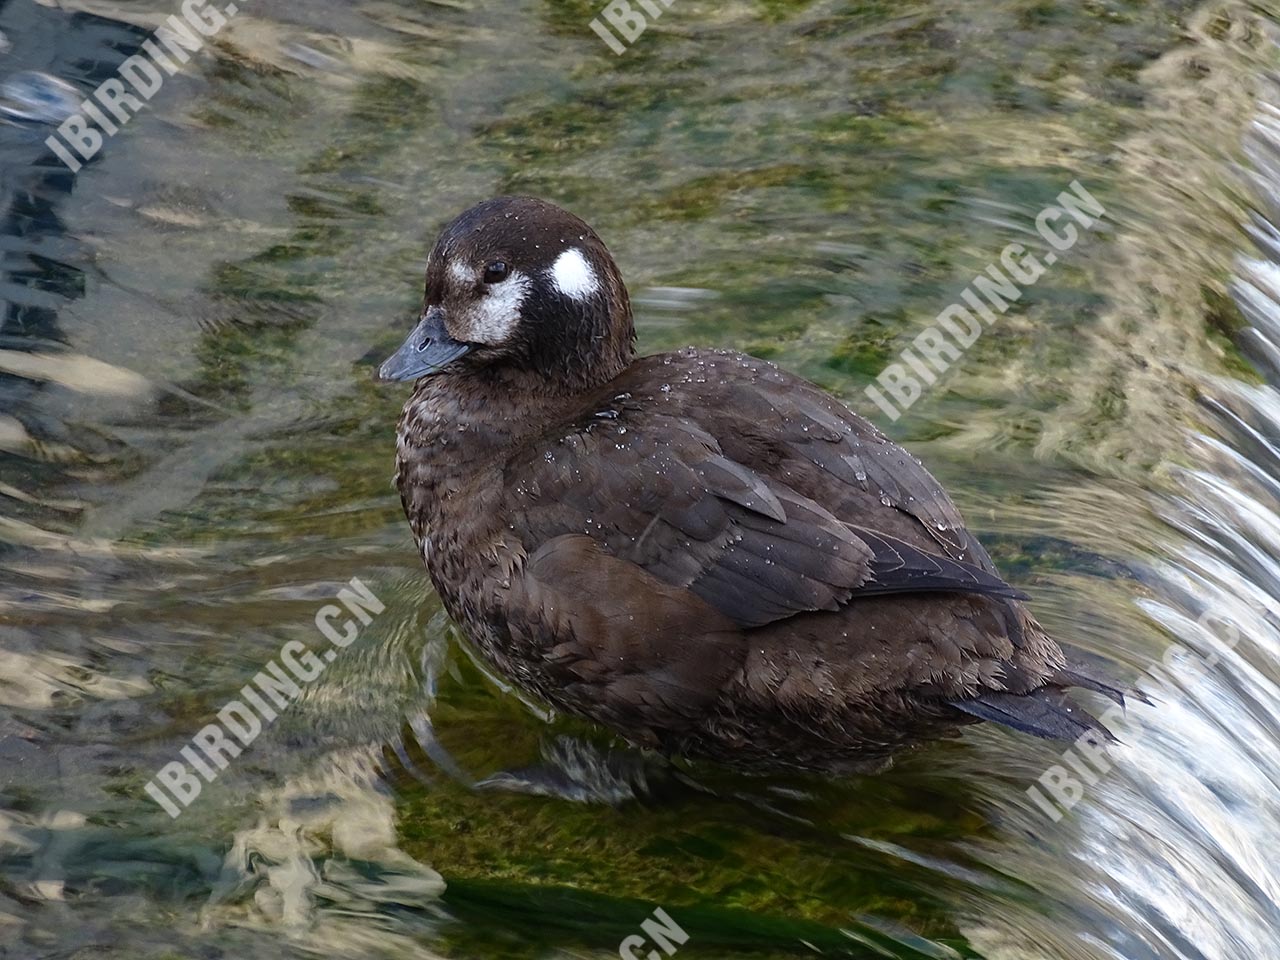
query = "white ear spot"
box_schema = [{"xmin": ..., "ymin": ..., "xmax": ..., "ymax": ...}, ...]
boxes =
[
  {"xmin": 550, "ymin": 248, "xmax": 599, "ymax": 302},
  {"xmin": 468, "ymin": 270, "xmax": 531, "ymax": 344}
]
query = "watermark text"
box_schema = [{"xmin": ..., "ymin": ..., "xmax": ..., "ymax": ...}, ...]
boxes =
[
  {"xmin": 144, "ymin": 577, "xmax": 383, "ymax": 818},
  {"xmin": 865, "ymin": 180, "xmax": 1106, "ymax": 421}
]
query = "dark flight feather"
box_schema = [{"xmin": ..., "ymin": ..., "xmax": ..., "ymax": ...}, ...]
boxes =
[{"xmin": 951, "ymin": 687, "xmax": 1115, "ymax": 742}]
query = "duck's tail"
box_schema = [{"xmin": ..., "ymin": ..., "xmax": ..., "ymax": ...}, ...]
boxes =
[
  {"xmin": 952, "ymin": 686, "xmax": 1113, "ymax": 742},
  {"xmin": 950, "ymin": 655, "xmax": 1133, "ymax": 742}
]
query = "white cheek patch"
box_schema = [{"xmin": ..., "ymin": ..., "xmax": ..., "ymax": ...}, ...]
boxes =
[
  {"xmin": 550, "ymin": 248, "xmax": 599, "ymax": 302},
  {"xmin": 467, "ymin": 269, "xmax": 531, "ymax": 344},
  {"xmin": 449, "ymin": 260, "xmax": 477, "ymax": 285}
]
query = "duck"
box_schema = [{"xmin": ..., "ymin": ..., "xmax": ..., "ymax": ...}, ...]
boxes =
[{"xmin": 379, "ymin": 196, "xmax": 1121, "ymax": 775}]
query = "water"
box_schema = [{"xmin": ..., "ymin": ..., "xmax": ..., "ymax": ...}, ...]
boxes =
[{"xmin": 1, "ymin": 0, "xmax": 1279, "ymax": 957}]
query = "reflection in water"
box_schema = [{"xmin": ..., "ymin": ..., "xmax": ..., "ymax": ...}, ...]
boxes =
[
  {"xmin": 1, "ymin": 1, "xmax": 1280, "ymax": 958},
  {"xmin": 206, "ymin": 748, "xmax": 447, "ymax": 953}
]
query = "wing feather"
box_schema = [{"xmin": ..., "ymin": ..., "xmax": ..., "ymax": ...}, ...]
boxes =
[{"xmin": 508, "ymin": 393, "xmax": 1022, "ymax": 630}]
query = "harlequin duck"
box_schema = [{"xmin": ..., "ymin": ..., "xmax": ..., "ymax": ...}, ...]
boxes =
[{"xmin": 379, "ymin": 196, "xmax": 1119, "ymax": 775}]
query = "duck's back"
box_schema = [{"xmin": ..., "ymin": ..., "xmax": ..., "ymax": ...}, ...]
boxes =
[
  {"xmin": 400, "ymin": 350, "xmax": 1112, "ymax": 772},
  {"xmin": 423, "ymin": 346, "xmax": 1109, "ymax": 772}
]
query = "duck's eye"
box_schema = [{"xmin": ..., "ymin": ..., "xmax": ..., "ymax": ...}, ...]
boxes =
[{"xmin": 483, "ymin": 261, "xmax": 509, "ymax": 284}]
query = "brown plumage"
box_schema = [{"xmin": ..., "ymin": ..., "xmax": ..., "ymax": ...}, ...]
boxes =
[{"xmin": 379, "ymin": 196, "xmax": 1118, "ymax": 775}]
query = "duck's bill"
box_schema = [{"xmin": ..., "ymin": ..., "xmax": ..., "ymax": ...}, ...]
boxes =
[{"xmin": 377, "ymin": 307, "xmax": 471, "ymax": 382}]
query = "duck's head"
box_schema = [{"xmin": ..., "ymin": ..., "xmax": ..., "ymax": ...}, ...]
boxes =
[{"xmin": 378, "ymin": 196, "xmax": 634, "ymax": 391}]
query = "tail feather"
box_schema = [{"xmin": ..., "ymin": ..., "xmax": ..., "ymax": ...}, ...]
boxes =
[
  {"xmin": 1052, "ymin": 666, "xmax": 1127, "ymax": 707},
  {"xmin": 951, "ymin": 687, "xmax": 1115, "ymax": 743}
]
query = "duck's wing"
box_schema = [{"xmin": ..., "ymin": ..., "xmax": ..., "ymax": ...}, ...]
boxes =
[
  {"xmin": 502, "ymin": 360, "xmax": 1120, "ymax": 745},
  {"xmin": 507, "ymin": 408, "xmax": 1020, "ymax": 631},
  {"xmin": 693, "ymin": 357, "xmax": 1000, "ymax": 572}
]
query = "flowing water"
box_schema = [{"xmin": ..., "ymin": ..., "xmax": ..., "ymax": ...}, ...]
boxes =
[{"xmin": 1, "ymin": 0, "xmax": 1278, "ymax": 957}]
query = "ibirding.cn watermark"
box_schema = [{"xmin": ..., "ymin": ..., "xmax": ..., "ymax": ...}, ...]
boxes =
[
  {"xmin": 143, "ymin": 578, "xmax": 383, "ymax": 819},
  {"xmin": 589, "ymin": 0, "xmax": 676, "ymax": 56},
  {"xmin": 45, "ymin": 0, "xmax": 242, "ymax": 173},
  {"xmin": 864, "ymin": 179, "xmax": 1106, "ymax": 422}
]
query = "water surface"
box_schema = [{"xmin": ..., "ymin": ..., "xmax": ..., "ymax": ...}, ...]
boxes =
[{"xmin": 1, "ymin": 1, "xmax": 1278, "ymax": 957}]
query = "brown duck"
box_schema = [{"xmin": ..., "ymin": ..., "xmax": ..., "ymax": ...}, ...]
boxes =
[{"xmin": 379, "ymin": 196, "xmax": 1118, "ymax": 775}]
